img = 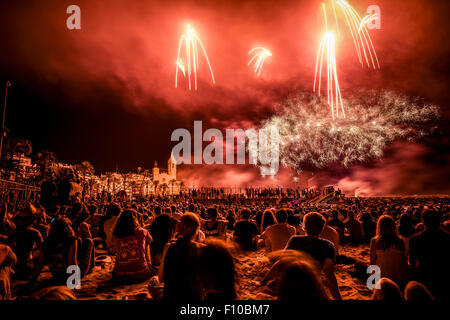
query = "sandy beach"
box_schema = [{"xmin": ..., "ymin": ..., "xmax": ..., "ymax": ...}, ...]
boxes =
[{"xmin": 12, "ymin": 242, "xmax": 372, "ymax": 300}]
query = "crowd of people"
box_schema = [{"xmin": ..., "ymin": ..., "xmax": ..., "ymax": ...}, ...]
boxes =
[{"xmin": 0, "ymin": 186, "xmax": 449, "ymax": 301}]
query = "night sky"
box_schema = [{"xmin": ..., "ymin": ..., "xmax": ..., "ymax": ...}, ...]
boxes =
[{"xmin": 0, "ymin": 0, "xmax": 449, "ymax": 194}]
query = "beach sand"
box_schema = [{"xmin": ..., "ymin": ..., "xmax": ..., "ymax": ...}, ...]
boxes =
[{"xmin": 13, "ymin": 242, "xmax": 371, "ymax": 300}]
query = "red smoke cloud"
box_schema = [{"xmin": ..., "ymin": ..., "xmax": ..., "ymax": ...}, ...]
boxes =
[{"xmin": 1, "ymin": 0, "xmax": 449, "ymax": 193}]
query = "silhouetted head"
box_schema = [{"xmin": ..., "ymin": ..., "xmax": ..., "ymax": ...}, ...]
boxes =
[
  {"xmin": 241, "ymin": 208, "xmax": 251, "ymax": 220},
  {"xmin": 176, "ymin": 212, "xmax": 200, "ymax": 241},
  {"xmin": 372, "ymin": 278, "xmax": 403, "ymax": 301},
  {"xmin": 422, "ymin": 209, "xmax": 441, "ymax": 230},
  {"xmin": 113, "ymin": 209, "xmax": 139, "ymax": 238},
  {"xmin": 276, "ymin": 209, "xmax": 288, "ymax": 223},
  {"xmin": 404, "ymin": 281, "xmax": 434, "ymax": 301},
  {"xmin": 278, "ymin": 260, "xmax": 329, "ymax": 300},
  {"xmin": 198, "ymin": 239, "xmax": 236, "ymax": 300},
  {"xmin": 303, "ymin": 212, "xmax": 326, "ymax": 236}
]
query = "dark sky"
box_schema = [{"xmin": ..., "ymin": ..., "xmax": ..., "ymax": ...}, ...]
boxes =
[{"xmin": 0, "ymin": 0, "xmax": 449, "ymax": 193}]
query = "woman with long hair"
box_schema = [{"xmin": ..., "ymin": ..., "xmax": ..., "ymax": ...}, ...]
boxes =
[
  {"xmin": 260, "ymin": 209, "xmax": 277, "ymax": 234},
  {"xmin": 112, "ymin": 209, "xmax": 153, "ymax": 283},
  {"xmin": 370, "ymin": 215, "xmax": 409, "ymax": 287}
]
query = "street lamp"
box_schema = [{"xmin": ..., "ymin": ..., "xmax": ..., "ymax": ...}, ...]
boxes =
[{"xmin": 0, "ymin": 81, "xmax": 11, "ymax": 159}]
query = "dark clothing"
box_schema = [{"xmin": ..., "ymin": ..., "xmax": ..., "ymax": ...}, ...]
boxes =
[
  {"xmin": 163, "ymin": 238, "xmax": 202, "ymax": 300},
  {"xmin": 149, "ymin": 214, "xmax": 177, "ymax": 256},
  {"xmin": 204, "ymin": 219, "xmax": 219, "ymax": 237},
  {"xmin": 344, "ymin": 218, "xmax": 364, "ymax": 243},
  {"xmin": 328, "ymin": 218, "xmax": 345, "ymax": 235},
  {"xmin": 398, "ymin": 224, "xmax": 416, "ymax": 238},
  {"xmin": 8, "ymin": 227, "xmax": 43, "ymax": 277},
  {"xmin": 409, "ymin": 229, "xmax": 450, "ymax": 299},
  {"xmin": 285, "ymin": 236, "xmax": 335, "ymax": 264},
  {"xmin": 361, "ymin": 219, "xmax": 376, "ymax": 243},
  {"xmin": 44, "ymin": 236, "xmax": 78, "ymax": 283},
  {"xmin": 233, "ymin": 220, "xmax": 259, "ymax": 251},
  {"xmin": 226, "ymin": 216, "xmax": 235, "ymax": 231}
]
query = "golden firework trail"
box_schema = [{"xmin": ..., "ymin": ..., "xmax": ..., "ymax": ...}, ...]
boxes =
[
  {"xmin": 313, "ymin": 32, "xmax": 345, "ymax": 120},
  {"xmin": 248, "ymin": 47, "xmax": 272, "ymax": 77},
  {"xmin": 314, "ymin": 5, "xmax": 345, "ymax": 120},
  {"xmin": 175, "ymin": 24, "xmax": 215, "ymax": 90},
  {"xmin": 332, "ymin": 0, "xmax": 380, "ymax": 69}
]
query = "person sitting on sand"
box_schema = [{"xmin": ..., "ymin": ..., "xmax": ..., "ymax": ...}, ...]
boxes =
[
  {"xmin": 262, "ymin": 209, "xmax": 296, "ymax": 252},
  {"xmin": 370, "ymin": 215, "xmax": 409, "ymax": 287},
  {"xmin": 198, "ymin": 239, "xmax": 237, "ymax": 300},
  {"xmin": 149, "ymin": 206, "xmax": 177, "ymax": 266},
  {"xmin": 343, "ymin": 210, "xmax": 364, "ymax": 244},
  {"xmin": 403, "ymin": 281, "xmax": 434, "ymax": 301},
  {"xmin": 233, "ymin": 208, "xmax": 259, "ymax": 251},
  {"xmin": 319, "ymin": 211, "xmax": 340, "ymax": 255},
  {"xmin": 158, "ymin": 213, "xmax": 203, "ymax": 300},
  {"xmin": 409, "ymin": 209, "xmax": 450, "ymax": 299},
  {"xmin": 260, "ymin": 209, "xmax": 277, "ymax": 234},
  {"xmin": 285, "ymin": 212, "xmax": 342, "ymax": 300},
  {"xmin": 28, "ymin": 217, "xmax": 78, "ymax": 286},
  {"xmin": 112, "ymin": 210, "xmax": 153, "ymax": 283},
  {"xmin": 328, "ymin": 209, "xmax": 345, "ymax": 241},
  {"xmin": 202, "ymin": 207, "xmax": 227, "ymax": 239},
  {"xmin": 0, "ymin": 243, "xmax": 17, "ymax": 300},
  {"xmin": 372, "ymin": 277, "xmax": 403, "ymax": 301},
  {"xmin": 360, "ymin": 212, "xmax": 376, "ymax": 244},
  {"xmin": 103, "ymin": 204, "xmax": 121, "ymax": 254},
  {"xmin": 7, "ymin": 204, "xmax": 44, "ymax": 279}
]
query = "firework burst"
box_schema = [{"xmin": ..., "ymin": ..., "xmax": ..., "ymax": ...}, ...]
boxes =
[
  {"xmin": 248, "ymin": 47, "xmax": 272, "ymax": 77},
  {"xmin": 257, "ymin": 91, "xmax": 439, "ymax": 172},
  {"xmin": 175, "ymin": 24, "xmax": 215, "ymax": 90}
]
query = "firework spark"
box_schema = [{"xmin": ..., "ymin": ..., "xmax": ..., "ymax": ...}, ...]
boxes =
[
  {"xmin": 248, "ymin": 47, "xmax": 272, "ymax": 77},
  {"xmin": 314, "ymin": 4, "xmax": 344, "ymax": 120},
  {"xmin": 332, "ymin": 0, "xmax": 380, "ymax": 69},
  {"xmin": 313, "ymin": 31, "xmax": 345, "ymax": 120},
  {"xmin": 256, "ymin": 91, "xmax": 439, "ymax": 172},
  {"xmin": 175, "ymin": 24, "xmax": 215, "ymax": 90}
]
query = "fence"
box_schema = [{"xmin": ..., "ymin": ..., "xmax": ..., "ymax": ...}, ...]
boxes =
[{"xmin": 0, "ymin": 179, "xmax": 40, "ymax": 207}]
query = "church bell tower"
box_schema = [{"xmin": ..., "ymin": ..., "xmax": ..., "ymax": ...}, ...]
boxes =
[{"xmin": 168, "ymin": 153, "xmax": 176, "ymax": 179}]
